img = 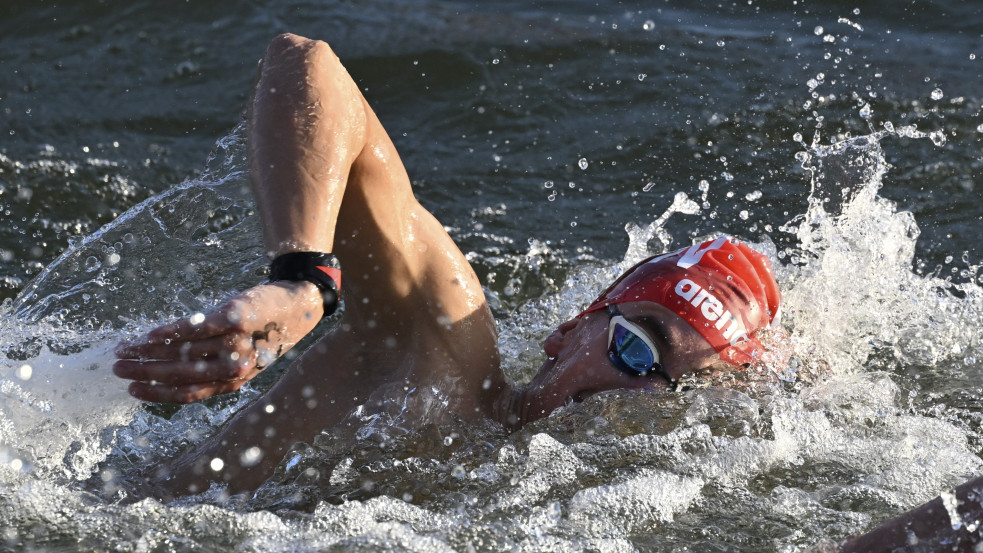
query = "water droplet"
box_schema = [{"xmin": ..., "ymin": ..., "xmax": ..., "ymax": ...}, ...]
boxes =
[
  {"xmin": 643, "ymin": 20, "xmax": 655, "ymax": 31},
  {"xmin": 739, "ymin": 210, "xmax": 749, "ymax": 220},
  {"xmin": 443, "ymin": 436, "xmax": 454, "ymax": 446},
  {"xmin": 637, "ymin": 73, "xmax": 647, "ymax": 81},
  {"xmin": 722, "ymin": 172, "xmax": 734, "ymax": 181},
  {"xmin": 859, "ymin": 103, "xmax": 871, "ymax": 118},
  {"xmin": 716, "ymin": 40, "xmax": 725, "ymax": 47},
  {"xmin": 239, "ymin": 446, "xmax": 263, "ymax": 467},
  {"xmin": 793, "ymin": 132, "xmax": 803, "ymax": 143},
  {"xmin": 547, "ymin": 191, "xmax": 557, "ymax": 201},
  {"xmin": 544, "ymin": 180, "xmax": 554, "ymax": 189},
  {"xmin": 210, "ymin": 457, "xmax": 225, "ymax": 471},
  {"xmin": 16, "ymin": 364, "xmax": 32, "ymax": 381},
  {"xmin": 976, "ymin": 124, "xmax": 983, "ymax": 133},
  {"xmin": 930, "ymin": 130, "xmax": 947, "ymax": 147},
  {"xmin": 491, "ymin": 58, "xmax": 500, "ymax": 65},
  {"xmin": 931, "ymin": 88, "xmax": 944, "ymax": 101},
  {"xmin": 642, "ymin": 182, "xmax": 655, "ymax": 192},
  {"xmin": 578, "ymin": 158, "xmax": 589, "ymax": 170},
  {"xmin": 884, "ymin": 121, "xmax": 895, "ymax": 132},
  {"xmin": 745, "ymin": 190, "xmax": 762, "ymax": 201},
  {"xmin": 813, "ymin": 26, "xmax": 824, "ymax": 35},
  {"xmin": 971, "ymin": 53, "xmax": 977, "ymax": 60}
]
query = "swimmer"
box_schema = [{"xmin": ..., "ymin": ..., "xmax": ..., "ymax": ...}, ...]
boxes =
[
  {"xmin": 836, "ymin": 474, "xmax": 983, "ymax": 552},
  {"xmin": 112, "ymin": 33, "xmax": 780, "ymax": 497}
]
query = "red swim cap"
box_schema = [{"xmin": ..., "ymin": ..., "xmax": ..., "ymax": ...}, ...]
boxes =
[{"xmin": 580, "ymin": 236, "xmax": 781, "ymax": 366}]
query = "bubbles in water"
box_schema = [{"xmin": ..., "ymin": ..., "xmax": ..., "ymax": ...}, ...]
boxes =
[
  {"xmin": 930, "ymin": 130, "xmax": 947, "ymax": 146},
  {"xmin": 814, "ymin": 26, "xmax": 824, "ymax": 36},
  {"xmin": 578, "ymin": 158, "xmax": 589, "ymax": 170},
  {"xmin": 716, "ymin": 40, "xmax": 725, "ymax": 47},
  {"xmin": 642, "ymin": 182, "xmax": 655, "ymax": 192},
  {"xmin": 739, "ymin": 210, "xmax": 749, "ymax": 220},
  {"xmin": 745, "ymin": 190, "xmax": 762, "ymax": 201},
  {"xmin": 84, "ymin": 256, "xmax": 101, "ymax": 272},
  {"xmin": 543, "ymin": 180, "xmax": 554, "ymax": 189},
  {"xmin": 643, "ymin": 20, "xmax": 655, "ymax": 31},
  {"xmin": 637, "ymin": 73, "xmax": 647, "ymax": 81},
  {"xmin": 931, "ymin": 88, "xmax": 944, "ymax": 101},
  {"xmin": 210, "ymin": 457, "xmax": 225, "ymax": 471}
]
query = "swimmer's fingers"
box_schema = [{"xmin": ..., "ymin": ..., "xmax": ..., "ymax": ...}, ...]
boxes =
[
  {"xmin": 113, "ymin": 353, "xmax": 259, "ymax": 386},
  {"xmin": 127, "ymin": 379, "xmax": 249, "ymax": 404},
  {"xmin": 116, "ymin": 333, "xmax": 253, "ymax": 361},
  {"xmin": 141, "ymin": 304, "xmax": 248, "ymax": 345}
]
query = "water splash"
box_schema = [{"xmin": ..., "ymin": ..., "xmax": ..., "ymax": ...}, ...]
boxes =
[
  {"xmin": 780, "ymin": 129, "xmax": 982, "ymax": 372},
  {"xmin": 10, "ymin": 124, "xmax": 262, "ymax": 333}
]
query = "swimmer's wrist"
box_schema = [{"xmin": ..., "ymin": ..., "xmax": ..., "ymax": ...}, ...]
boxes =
[
  {"xmin": 274, "ymin": 280, "xmax": 324, "ymax": 317},
  {"xmin": 268, "ymin": 251, "xmax": 342, "ymax": 317}
]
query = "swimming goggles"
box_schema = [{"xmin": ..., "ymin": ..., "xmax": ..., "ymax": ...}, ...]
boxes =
[{"xmin": 606, "ymin": 305, "xmax": 674, "ymax": 384}]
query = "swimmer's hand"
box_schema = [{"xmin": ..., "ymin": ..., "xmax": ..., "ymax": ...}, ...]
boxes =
[{"xmin": 113, "ymin": 281, "xmax": 323, "ymax": 403}]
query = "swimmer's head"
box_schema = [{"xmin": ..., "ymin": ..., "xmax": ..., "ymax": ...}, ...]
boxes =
[
  {"xmin": 511, "ymin": 236, "xmax": 780, "ymax": 428},
  {"xmin": 579, "ymin": 236, "xmax": 781, "ymax": 366}
]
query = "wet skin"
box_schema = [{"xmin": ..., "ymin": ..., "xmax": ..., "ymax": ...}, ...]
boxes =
[
  {"xmin": 110, "ymin": 33, "xmax": 727, "ymax": 497},
  {"xmin": 512, "ymin": 300, "xmax": 725, "ymax": 427}
]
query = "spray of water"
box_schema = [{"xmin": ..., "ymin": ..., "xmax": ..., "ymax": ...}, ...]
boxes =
[{"xmin": 1, "ymin": 100, "xmax": 981, "ymax": 553}]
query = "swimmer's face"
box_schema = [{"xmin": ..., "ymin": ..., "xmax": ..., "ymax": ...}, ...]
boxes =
[{"xmin": 516, "ymin": 301, "xmax": 725, "ymax": 425}]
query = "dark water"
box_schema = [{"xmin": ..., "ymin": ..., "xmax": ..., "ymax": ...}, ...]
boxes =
[
  {"xmin": 1, "ymin": 1, "xmax": 983, "ymax": 552},
  {"xmin": 2, "ymin": 0, "xmax": 981, "ymax": 303}
]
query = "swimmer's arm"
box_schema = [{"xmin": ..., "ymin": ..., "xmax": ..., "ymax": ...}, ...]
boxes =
[
  {"xmin": 114, "ymin": 35, "xmax": 367, "ymax": 403},
  {"xmin": 838, "ymin": 475, "xmax": 983, "ymax": 552}
]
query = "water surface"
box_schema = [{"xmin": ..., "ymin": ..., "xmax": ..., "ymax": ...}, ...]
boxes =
[{"xmin": 1, "ymin": 1, "xmax": 982, "ymax": 551}]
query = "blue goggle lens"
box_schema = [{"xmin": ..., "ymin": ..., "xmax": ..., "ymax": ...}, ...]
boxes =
[{"xmin": 609, "ymin": 322, "xmax": 657, "ymax": 374}]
